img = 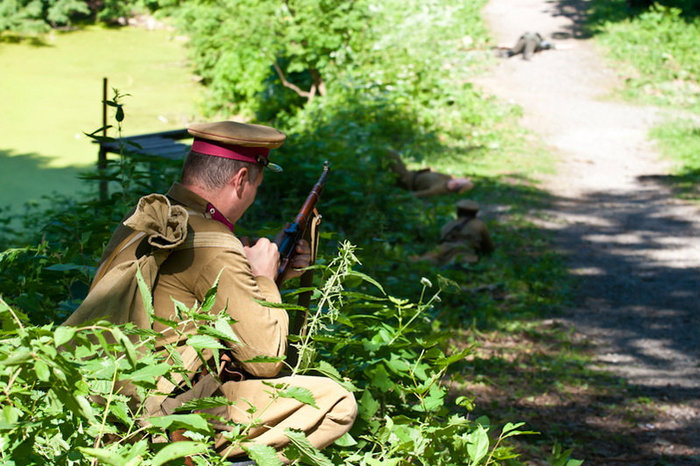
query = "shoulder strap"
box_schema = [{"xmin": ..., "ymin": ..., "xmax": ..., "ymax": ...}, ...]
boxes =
[
  {"xmin": 90, "ymin": 230, "xmax": 146, "ymax": 291},
  {"xmin": 440, "ymin": 217, "xmax": 470, "ymax": 243},
  {"xmin": 177, "ymin": 209, "xmax": 242, "ymax": 251},
  {"xmin": 177, "ymin": 231, "xmax": 241, "ymax": 251}
]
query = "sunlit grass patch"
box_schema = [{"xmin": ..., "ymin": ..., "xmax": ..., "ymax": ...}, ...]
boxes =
[{"xmin": 650, "ymin": 118, "xmax": 700, "ymax": 200}]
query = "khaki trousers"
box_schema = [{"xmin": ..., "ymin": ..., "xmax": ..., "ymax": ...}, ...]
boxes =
[{"xmin": 167, "ymin": 374, "xmax": 357, "ymax": 460}]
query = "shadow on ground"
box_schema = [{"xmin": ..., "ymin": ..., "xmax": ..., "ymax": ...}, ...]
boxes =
[
  {"xmin": 501, "ymin": 172, "xmax": 698, "ymax": 464},
  {"xmin": 0, "ymin": 149, "xmax": 90, "ymax": 217},
  {"xmin": 549, "ymin": 178, "xmax": 700, "ymax": 379},
  {"xmin": 450, "ymin": 174, "xmax": 699, "ymax": 464}
]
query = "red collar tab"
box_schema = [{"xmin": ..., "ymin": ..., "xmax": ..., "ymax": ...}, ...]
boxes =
[
  {"xmin": 192, "ymin": 138, "xmax": 270, "ymax": 165},
  {"xmin": 205, "ymin": 202, "xmax": 235, "ymax": 233}
]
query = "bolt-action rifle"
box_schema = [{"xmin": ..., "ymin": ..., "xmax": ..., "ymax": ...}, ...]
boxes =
[{"xmin": 275, "ymin": 161, "xmax": 330, "ymax": 286}]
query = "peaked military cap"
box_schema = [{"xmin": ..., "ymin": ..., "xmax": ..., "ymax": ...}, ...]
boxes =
[
  {"xmin": 188, "ymin": 121, "xmax": 286, "ymax": 172},
  {"xmin": 456, "ymin": 199, "xmax": 480, "ymax": 213}
]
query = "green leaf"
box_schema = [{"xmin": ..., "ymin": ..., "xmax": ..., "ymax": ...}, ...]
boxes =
[
  {"xmin": 148, "ymin": 414, "xmax": 211, "ymax": 433},
  {"xmin": 187, "ymin": 334, "xmax": 227, "ymax": 350},
  {"xmin": 0, "ymin": 405, "xmax": 21, "ymax": 428},
  {"xmin": 175, "ymin": 396, "xmax": 234, "ymax": 413},
  {"xmin": 135, "ymin": 266, "xmax": 154, "ymax": 326},
  {"xmin": 283, "ymin": 429, "xmax": 334, "ymax": 466},
  {"xmin": 150, "ymin": 441, "xmax": 209, "ymax": 466},
  {"xmin": 251, "ymin": 298, "xmax": 306, "ymax": 311},
  {"xmin": 243, "ymin": 444, "xmax": 283, "ymax": 466},
  {"xmin": 333, "ymin": 432, "xmax": 357, "ymax": 447},
  {"xmin": 358, "ymin": 390, "xmax": 380, "ymax": 421},
  {"xmin": 114, "ymin": 331, "xmax": 138, "ymax": 369},
  {"xmin": 384, "ymin": 357, "xmax": 410, "ymax": 375},
  {"xmin": 435, "ymin": 347, "xmax": 472, "ymax": 368},
  {"xmin": 123, "ymin": 362, "xmax": 171, "ymax": 383},
  {"xmin": 200, "ymin": 272, "xmax": 222, "ymax": 314},
  {"xmin": 314, "ymin": 360, "xmax": 342, "ymax": 380},
  {"xmin": 214, "ymin": 317, "xmax": 240, "ymax": 343},
  {"xmin": 54, "ymin": 326, "xmax": 75, "ymax": 346},
  {"xmin": 243, "ymin": 355, "xmax": 285, "ymax": 364},
  {"xmin": 416, "ymin": 384, "xmax": 445, "ymax": 413},
  {"xmin": 75, "ymin": 394, "xmax": 98, "ymax": 423},
  {"xmin": 123, "ymin": 440, "xmax": 149, "ymax": 462},
  {"xmin": 86, "ymin": 125, "xmax": 113, "ymax": 136},
  {"xmin": 152, "ymin": 314, "xmax": 179, "ymax": 329},
  {"xmin": 78, "ymin": 447, "xmax": 127, "ymax": 466},
  {"xmin": 310, "ymin": 360, "xmax": 358, "ymax": 392},
  {"xmin": 1, "ymin": 350, "xmax": 32, "ymax": 366},
  {"xmin": 466, "ymin": 425, "xmax": 489, "ymax": 464},
  {"xmin": 34, "ymin": 359, "xmax": 50, "ymax": 381},
  {"xmin": 277, "ymin": 386, "xmax": 319, "ymax": 409},
  {"xmin": 455, "ymin": 395, "xmax": 475, "ymax": 411},
  {"xmin": 44, "ymin": 263, "xmax": 92, "ymax": 272},
  {"xmin": 345, "ymin": 270, "xmax": 385, "ymax": 294},
  {"xmin": 115, "ymin": 106, "xmax": 125, "ymax": 122},
  {"xmin": 366, "ymin": 363, "xmax": 394, "ymax": 392},
  {"xmin": 109, "ymin": 401, "xmax": 131, "ymax": 425}
]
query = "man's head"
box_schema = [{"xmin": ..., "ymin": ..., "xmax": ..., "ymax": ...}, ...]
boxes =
[
  {"xmin": 447, "ymin": 177, "xmax": 474, "ymax": 194},
  {"xmin": 456, "ymin": 199, "xmax": 480, "ymax": 218},
  {"xmin": 181, "ymin": 121, "xmax": 286, "ymax": 221}
]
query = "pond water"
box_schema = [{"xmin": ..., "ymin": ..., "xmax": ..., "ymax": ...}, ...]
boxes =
[{"xmin": 0, "ymin": 25, "xmax": 199, "ymax": 210}]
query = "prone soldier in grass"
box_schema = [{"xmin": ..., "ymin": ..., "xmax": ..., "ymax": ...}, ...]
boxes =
[
  {"xmin": 415, "ymin": 199, "xmax": 495, "ymax": 267},
  {"xmin": 65, "ymin": 121, "xmax": 357, "ymax": 462},
  {"xmin": 386, "ymin": 148, "xmax": 474, "ymax": 197}
]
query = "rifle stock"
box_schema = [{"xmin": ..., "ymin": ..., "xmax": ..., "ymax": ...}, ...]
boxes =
[{"xmin": 275, "ymin": 161, "xmax": 330, "ymax": 286}]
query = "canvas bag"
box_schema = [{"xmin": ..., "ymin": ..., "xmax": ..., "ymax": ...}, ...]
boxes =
[{"xmin": 63, "ymin": 193, "xmax": 189, "ymax": 329}]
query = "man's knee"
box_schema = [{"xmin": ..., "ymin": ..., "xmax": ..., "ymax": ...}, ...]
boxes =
[{"xmin": 328, "ymin": 383, "xmax": 358, "ymax": 426}]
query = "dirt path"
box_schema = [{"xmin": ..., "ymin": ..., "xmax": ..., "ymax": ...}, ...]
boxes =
[{"xmin": 472, "ymin": 0, "xmax": 700, "ymax": 463}]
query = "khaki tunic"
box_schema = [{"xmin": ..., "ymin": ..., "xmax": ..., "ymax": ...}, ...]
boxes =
[
  {"xmin": 91, "ymin": 183, "xmax": 356, "ymax": 457},
  {"xmin": 417, "ymin": 217, "xmax": 495, "ymax": 266},
  {"xmin": 387, "ymin": 149, "xmax": 453, "ymax": 197},
  {"xmin": 439, "ymin": 217, "xmax": 495, "ymax": 265}
]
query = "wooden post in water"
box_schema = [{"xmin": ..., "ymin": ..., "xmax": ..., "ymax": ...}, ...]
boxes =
[{"xmin": 98, "ymin": 77, "xmax": 108, "ymax": 200}]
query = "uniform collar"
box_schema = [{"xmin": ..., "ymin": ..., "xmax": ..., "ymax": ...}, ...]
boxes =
[{"xmin": 166, "ymin": 183, "xmax": 236, "ymax": 233}]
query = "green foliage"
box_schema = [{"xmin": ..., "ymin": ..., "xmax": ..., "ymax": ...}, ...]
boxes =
[
  {"xmin": 0, "ymin": 0, "xmax": 169, "ymax": 37},
  {"xmin": 649, "ymin": 118, "xmax": 700, "ymax": 199},
  {"xmin": 170, "ymin": 0, "xmax": 374, "ymax": 117},
  {"xmin": 591, "ymin": 2, "xmax": 700, "ymax": 111},
  {"xmin": 0, "ymin": 0, "xmax": 89, "ymax": 35},
  {"xmin": 0, "ymin": 244, "xmax": 533, "ymax": 465}
]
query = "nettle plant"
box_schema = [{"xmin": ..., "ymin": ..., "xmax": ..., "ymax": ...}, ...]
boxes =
[{"xmin": 0, "ymin": 242, "xmax": 532, "ymax": 465}]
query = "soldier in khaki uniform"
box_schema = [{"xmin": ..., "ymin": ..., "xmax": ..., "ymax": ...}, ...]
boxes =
[
  {"xmin": 386, "ymin": 149, "xmax": 474, "ymax": 197},
  {"xmin": 415, "ymin": 200, "xmax": 495, "ymax": 266},
  {"xmin": 499, "ymin": 32, "xmax": 554, "ymax": 60},
  {"xmin": 69, "ymin": 121, "xmax": 357, "ymax": 462}
]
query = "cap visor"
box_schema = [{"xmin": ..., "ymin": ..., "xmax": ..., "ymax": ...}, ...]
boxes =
[{"xmin": 267, "ymin": 162, "xmax": 283, "ymax": 173}]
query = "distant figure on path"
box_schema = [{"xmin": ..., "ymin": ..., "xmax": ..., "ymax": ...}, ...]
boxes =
[
  {"xmin": 499, "ymin": 32, "xmax": 554, "ymax": 60},
  {"xmin": 387, "ymin": 149, "xmax": 474, "ymax": 197}
]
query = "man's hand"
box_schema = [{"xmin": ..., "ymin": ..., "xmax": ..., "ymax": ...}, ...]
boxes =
[
  {"xmin": 280, "ymin": 239, "xmax": 312, "ymax": 281},
  {"xmin": 242, "ymin": 237, "xmax": 280, "ymax": 281}
]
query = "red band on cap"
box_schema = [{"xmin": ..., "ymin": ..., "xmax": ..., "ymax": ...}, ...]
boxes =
[{"xmin": 192, "ymin": 138, "xmax": 270, "ymax": 163}]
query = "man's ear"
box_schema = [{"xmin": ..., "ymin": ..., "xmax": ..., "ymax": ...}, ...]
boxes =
[{"xmin": 230, "ymin": 167, "xmax": 249, "ymax": 197}]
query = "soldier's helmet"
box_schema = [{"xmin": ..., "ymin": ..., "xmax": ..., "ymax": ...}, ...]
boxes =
[{"xmin": 456, "ymin": 199, "xmax": 480, "ymax": 215}]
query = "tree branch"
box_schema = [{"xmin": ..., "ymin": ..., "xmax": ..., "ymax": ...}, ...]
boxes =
[{"xmin": 273, "ymin": 62, "xmax": 316, "ymax": 101}]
